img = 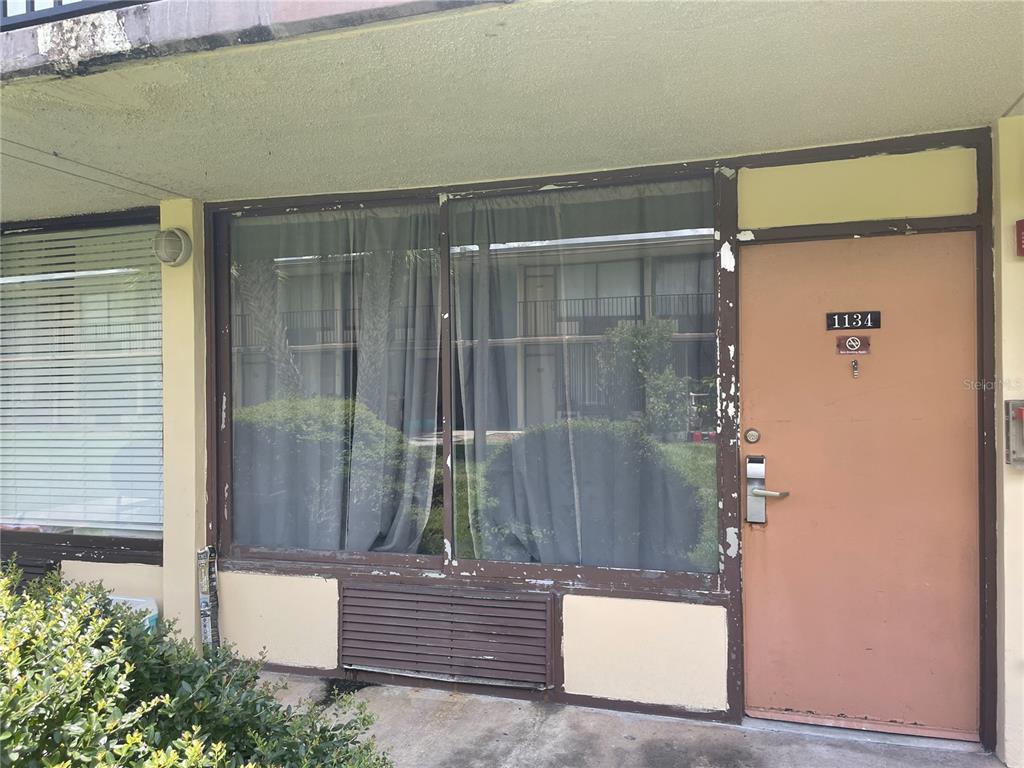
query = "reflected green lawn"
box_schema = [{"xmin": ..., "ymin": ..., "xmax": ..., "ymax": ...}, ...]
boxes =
[{"xmin": 429, "ymin": 438, "xmax": 719, "ymax": 572}]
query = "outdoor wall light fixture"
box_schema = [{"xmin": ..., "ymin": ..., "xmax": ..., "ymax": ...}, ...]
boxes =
[{"xmin": 153, "ymin": 227, "xmax": 192, "ymax": 267}]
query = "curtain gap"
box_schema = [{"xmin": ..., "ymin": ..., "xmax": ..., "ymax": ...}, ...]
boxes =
[{"xmin": 438, "ymin": 194, "xmax": 456, "ymax": 571}]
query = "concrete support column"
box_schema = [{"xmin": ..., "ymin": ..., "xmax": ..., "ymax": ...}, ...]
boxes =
[
  {"xmin": 159, "ymin": 199, "xmax": 207, "ymax": 647},
  {"xmin": 995, "ymin": 115, "xmax": 1024, "ymax": 768}
]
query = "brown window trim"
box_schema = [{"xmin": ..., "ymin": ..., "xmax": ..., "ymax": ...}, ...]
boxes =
[
  {"xmin": 220, "ymin": 557, "xmax": 727, "ymax": 607},
  {"xmin": 224, "ymin": 549, "xmax": 722, "ymax": 595},
  {"xmin": 208, "ymin": 126, "xmax": 996, "ymax": 738},
  {"xmin": 1, "ymin": 208, "xmax": 165, "ymax": 569},
  {"xmin": 0, "ymin": 207, "xmax": 160, "ymax": 235},
  {"xmin": 204, "ymin": 126, "xmax": 988, "ymax": 216},
  {"xmin": 210, "ymin": 166, "xmax": 734, "ymax": 592},
  {"xmin": 1, "ymin": 531, "xmax": 163, "ymax": 567},
  {"xmin": 742, "ymin": 214, "xmax": 980, "ymax": 244},
  {"xmin": 232, "ymin": 546, "xmax": 444, "ymax": 571}
]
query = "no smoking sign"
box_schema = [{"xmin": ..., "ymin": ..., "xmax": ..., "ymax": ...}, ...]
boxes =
[{"xmin": 837, "ymin": 335, "xmax": 870, "ymax": 355}]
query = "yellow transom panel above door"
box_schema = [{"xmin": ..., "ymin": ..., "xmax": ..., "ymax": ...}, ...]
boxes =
[{"xmin": 738, "ymin": 147, "xmax": 978, "ymax": 229}]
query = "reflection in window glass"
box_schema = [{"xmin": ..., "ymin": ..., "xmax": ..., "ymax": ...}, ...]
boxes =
[
  {"xmin": 230, "ymin": 206, "xmax": 443, "ymax": 554},
  {"xmin": 451, "ymin": 180, "xmax": 717, "ymax": 572}
]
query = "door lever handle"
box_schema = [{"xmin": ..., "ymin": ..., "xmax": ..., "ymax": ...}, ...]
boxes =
[
  {"xmin": 751, "ymin": 488, "xmax": 789, "ymax": 499},
  {"xmin": 745, "ymin": 455, "xmax": 785, "ymax": 524}
]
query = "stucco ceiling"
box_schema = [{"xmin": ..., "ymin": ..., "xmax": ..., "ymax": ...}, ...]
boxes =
[{"xmin": 1, "ymin": 0, "xmax": 1022, "ymax": 222}]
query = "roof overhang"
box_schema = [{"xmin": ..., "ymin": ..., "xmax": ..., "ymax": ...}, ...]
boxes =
[{"xmin": 1, "ymin": 0, "xmax": 1021, "ymax": 222}]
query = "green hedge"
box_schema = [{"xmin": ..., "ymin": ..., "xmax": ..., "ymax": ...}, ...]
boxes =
[{"xmin": 0, "ymin": 565, "xmax": 390, "ymax": 768}]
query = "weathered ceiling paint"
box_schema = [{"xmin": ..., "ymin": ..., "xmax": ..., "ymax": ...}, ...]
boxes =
[{"xmin": 1, "ymin": 0, "xmax": 1021, "ymax": 221}]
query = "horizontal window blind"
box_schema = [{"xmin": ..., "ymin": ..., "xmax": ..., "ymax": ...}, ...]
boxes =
[{"xmin": 0, "ymin": 224, "xmax": 163, "ymax": 537}]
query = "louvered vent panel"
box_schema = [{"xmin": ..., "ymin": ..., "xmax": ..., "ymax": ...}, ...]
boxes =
[{"xmin": 340, "ymin": 583, "xmax": 552, "ymax": 689}]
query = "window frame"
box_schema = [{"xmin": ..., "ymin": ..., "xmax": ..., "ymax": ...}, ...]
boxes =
[
  {"xmin": 209, "ymin": 167, "xmax": 740, "ymax": 595},
  {"xmin": 0, "ymin": 207, "xmax": 164, "ymax": 566}
]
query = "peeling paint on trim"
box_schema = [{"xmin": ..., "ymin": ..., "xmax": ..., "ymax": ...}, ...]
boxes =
[
  {"xmin": 725, "ymin": 527, "xmax": 739, "ymax": 559},
  {"xmin": 719, "ymin": 241, "xmax": 736, "ymax": 272}
]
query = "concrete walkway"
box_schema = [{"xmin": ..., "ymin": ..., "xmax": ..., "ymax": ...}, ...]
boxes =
[{"xmin": 264, "ymin": 675, "xmax": 1000, "ymax": 768}]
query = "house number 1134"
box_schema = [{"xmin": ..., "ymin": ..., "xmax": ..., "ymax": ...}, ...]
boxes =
[{"xmin": 826, "ymin": 311, "xmax": 881, "ymax": 331}]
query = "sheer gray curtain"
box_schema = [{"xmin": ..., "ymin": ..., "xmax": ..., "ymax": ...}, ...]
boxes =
[
  {"xmin": 451, "ymin": 180, "xmax": 718, "ymax": 572},
  {"xmin": 230, "ymin": 205, "xmax": 441, "ymax": 553}
]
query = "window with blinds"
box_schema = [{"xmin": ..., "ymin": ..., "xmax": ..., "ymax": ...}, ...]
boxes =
[{"xmin": 0, "ymin": 224, "xmax": 163, "ymax": 538}]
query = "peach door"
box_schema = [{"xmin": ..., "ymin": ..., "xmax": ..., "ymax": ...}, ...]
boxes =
[{"xmin": 739, "ymin": 232, "xmax": 979, "ymax": 740}]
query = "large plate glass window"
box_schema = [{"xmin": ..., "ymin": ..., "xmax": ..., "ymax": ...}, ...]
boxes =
[
  {"xmin": 229, "ymin": 204, "xmax": 443, "ymax": 554},
  {"xmin": 450, "ymin": 180, "xmax": 717, "ymax": 572},
  {"xmin": 0, "ymin": 225, "xmax": 163, "ymax": 538}
]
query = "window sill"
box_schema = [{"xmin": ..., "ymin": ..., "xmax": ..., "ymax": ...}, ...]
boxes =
[
  {"xmin": 0, "ymin": 531, "xmax": 162, "ymax": 567},
  {"xmin": 220, "ymin": 550, "xmax": 728, "ymax": 601}
]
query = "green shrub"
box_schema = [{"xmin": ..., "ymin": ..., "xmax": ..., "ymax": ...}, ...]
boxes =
[{"xmin": 0, "ymin": 565, "xmax": 390, "ymax": 768}]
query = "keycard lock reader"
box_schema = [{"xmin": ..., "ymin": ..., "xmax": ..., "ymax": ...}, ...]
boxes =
[{"xmin": 746, "ymin": 455, "xmax": 789, "ymax": 524}]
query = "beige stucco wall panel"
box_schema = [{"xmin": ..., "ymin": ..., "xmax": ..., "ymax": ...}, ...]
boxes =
[
  {"xmin": 738, "ymin": 147, "xmax": 978, "ymax": 229},
  {"xmin": 995, "ymin": 115, "xmax": 1024, "ymax": 768},
  {"xmin": 160, "ymin": 199, "xmax": 207, "ymax": 646},
  {"xmin": 561, "ymin": 596, "xmax": 727, "ymax": 710},
  {"xmin": 61, "ymin": 561, "xmax": 163, "ymax": 612},
  {"xmin": 218, "ymin": 571, "xmax": 338, "ymax": 669}
]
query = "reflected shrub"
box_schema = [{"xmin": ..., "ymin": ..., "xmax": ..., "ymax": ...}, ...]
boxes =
[
  {"xmin": 644, "ymin": 368, "xmax": 692, "ymax": 436},
  {"xmin": 233, "ymin": 397, "xmax": 436, "ymax": 552},
  {"xmin": 472, "ymin": 419, "xmax": 713, "ymax": 572},
  {"xmin": 234, "ymin": 397, "xmax": 400, "ymax": 444},
  {"xmin": 596, "ymin": 320, "xmax": 674, "ymax": 419}
]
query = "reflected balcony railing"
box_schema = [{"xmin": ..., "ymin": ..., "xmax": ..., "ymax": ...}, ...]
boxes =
[
  {"xmin": 232, "ymin": 306, "xmax": 439, "ymax": 348},
  {"xmin": 518, "ymin": 293, "xmax": 714, "ymax": 337},
  {"xmin": 232, "ymin": 293, "xmax": 714, "ymax": 350}
]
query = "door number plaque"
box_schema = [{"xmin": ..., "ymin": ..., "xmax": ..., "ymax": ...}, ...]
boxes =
[{"xmin": 826, "ymin": 311, "xmax": 881, "ymax": 330}]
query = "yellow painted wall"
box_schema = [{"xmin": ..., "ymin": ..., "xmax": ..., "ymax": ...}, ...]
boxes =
[
  {"xmin": 61, "ymin": 561, "xmax": 163, "ymax": 612},
  {"xmin": 218, "ymin": 571, "xmax": 339, "ymax": 669},
  {"xmin": 561, "ymin": 596, "xmax": 728, "ymax": 710},
  {"xmin": 995, "ymin": 116, "xmax": 1024, "ymax": 768},
  {"xmin": 159, "ymin": 199, "xmax": 207, "ymax": 646},
  {"xmin": 738, "ymin": 147, "xmax": 978, "ymax": 229}
]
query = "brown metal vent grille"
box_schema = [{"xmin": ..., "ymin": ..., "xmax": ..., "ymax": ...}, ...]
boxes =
[{"xmin": 340, "ymin": 583, "xmax": 553, "ymax": 689}]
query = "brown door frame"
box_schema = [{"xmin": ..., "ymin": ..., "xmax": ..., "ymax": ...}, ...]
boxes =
[
  {"xmin": 731, "ymin": 130, "xmax": 996, "ymax": 749},
  {"xmin": 203, "ymin": 127, "xmax": 995, "ymax": 747}
]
